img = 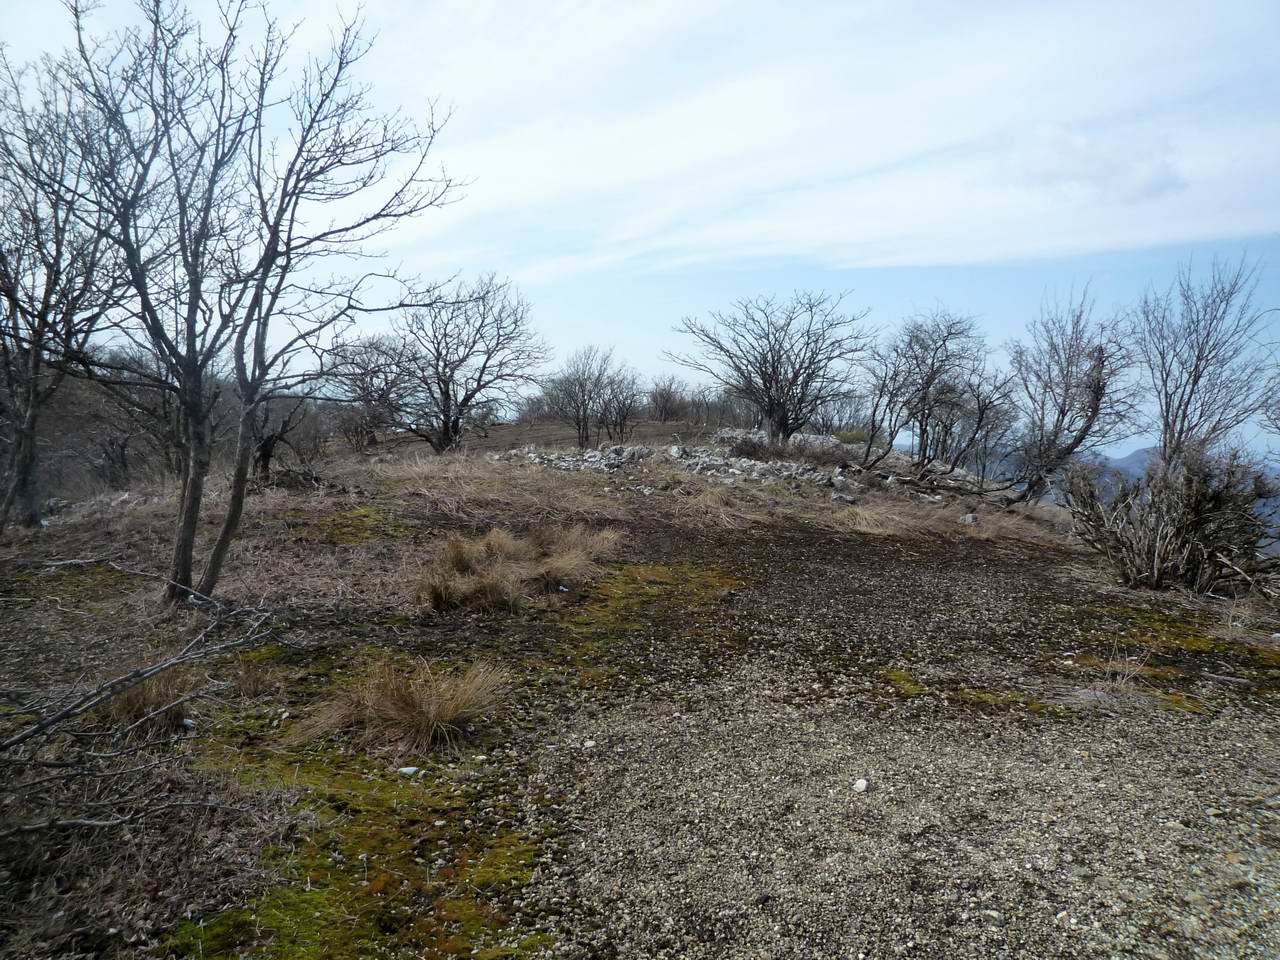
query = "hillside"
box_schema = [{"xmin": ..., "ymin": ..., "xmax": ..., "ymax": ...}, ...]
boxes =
[{"xmin": 2, "ymin": 442, "xmax": 1278, "ymax": 960}]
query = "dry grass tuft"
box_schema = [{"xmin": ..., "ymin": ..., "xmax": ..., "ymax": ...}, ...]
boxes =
[
  {"xmin": 93, "ymin": 664, "xmax": 201, "ymax": 737},
  {"xmin": 833, "ymin": 501, "xmax": 924, "ymax": 536},
  {"xmin": 415, "ymin": 524, "xmax": 620, "ymax": 613},
  {"xmin": 228, "ymin": 654, "xmax": 278, "ymax": 700},
  {"xmin": 289, "ymin": 657, "xmax": 511, "ymax": 753}
]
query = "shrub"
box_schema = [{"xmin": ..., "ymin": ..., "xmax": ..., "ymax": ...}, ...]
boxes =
[
  {"xmin": 415, "ymin": 525, "xmax": 620, "ymax": 613},
  {"xmin": 290, "ymin": 657, "xmax": 510, "ymax": 753},
  {"xmin": 834, "ymin": 429, "xmax": 869, "ymax": 445},
  {"xmin": 1064, "ymin": 451, "xmax": 1279, "ymax": 594}
]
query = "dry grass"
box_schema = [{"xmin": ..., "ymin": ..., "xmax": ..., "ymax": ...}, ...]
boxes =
[
  {"xmin": 670, "ymin": 481, "xmax": 776, "ymax": 529},
  {"xmin": 227, "ymin": 653, "xmax": 278, "ymax": 700},
  {"xmin": 415, "ymin": 525, "xmax": 620, "ymax": 613},
  {"xmin": 288, "ymin": 657, "xmax": 511, "ymax": 753},
  {"xmin": 369, "ymin": 454, "xmax": 628, "ymax": 525},
  {"xmin": 832, "ymin": 500, "xmax": 926, "ymax": 536},
  {"xmin": 827, "ymin": 495, "xmax": 1073, "ymax": 547},
  {"xmin": 93, "ymin": 664, "xmax": 201, "ymax": 737}
]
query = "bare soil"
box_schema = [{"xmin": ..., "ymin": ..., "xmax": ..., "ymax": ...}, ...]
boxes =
[{"xmin": 1, "ymin": 454, "xmax": 1277, "ymax": 959}]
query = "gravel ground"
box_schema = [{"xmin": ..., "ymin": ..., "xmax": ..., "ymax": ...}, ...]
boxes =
[
  {"xmin": 529, "ymin": 659, "xmax": 1280, "ymax": 959},
  {"xmin": 5, "ymin": 466, "xmax": 1278, "ymax": 959}
]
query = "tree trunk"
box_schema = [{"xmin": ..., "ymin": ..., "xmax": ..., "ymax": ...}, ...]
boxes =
[
  {"xmin": 254, "ymin": 434, "xmax": 277, "ymax": 480},
  {"xmin": 0, "ymin": 418, "xmax": 42, "ymax": 531},
  {"xmin": 196, "ymin": 412, "xmax": 255, "ymax": 599},
  {"xmin": 165, "ymin": 416, "xmax": 212, "ymax": 604}
]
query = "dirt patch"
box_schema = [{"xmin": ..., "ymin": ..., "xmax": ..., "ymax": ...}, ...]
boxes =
[{"xmin": 531, "ymin": 660, "xmax": 1280, "ymax": 960}]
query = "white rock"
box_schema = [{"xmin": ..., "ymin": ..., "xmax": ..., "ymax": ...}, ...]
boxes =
[
  {"xmin": 853, "ymin": 778, "xmax": 868, "ymax": 793},
  {"xmin": 397, "ymin": 766, "xmax": 421, "ymax": 776},
  {"xmin": 583, "ymin": 739, "xmax": 597, "ymax": 749}
]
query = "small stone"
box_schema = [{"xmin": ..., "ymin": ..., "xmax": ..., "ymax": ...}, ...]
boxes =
[
  {"xmin": 853, "ymin": 778, "xmax": 868, "ymax": 793},
  {"xmin": 397, "ymin": 766, "xmax": 421, "ymax": 776},
  {"xmin": 959, "ymin": 513, "xmax": 979, "ymax": 525},
  {"xmin": 583, "ymin": 740, "xmax": 597, "ymax": 749}
]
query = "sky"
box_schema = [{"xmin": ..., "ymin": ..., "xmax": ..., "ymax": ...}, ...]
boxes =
[{"xmin": 6, "ymin": 0, "xmax": 1280, "ymax": 450}]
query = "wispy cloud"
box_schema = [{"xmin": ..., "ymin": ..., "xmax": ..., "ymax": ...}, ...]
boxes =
[{"xmin": 16, "ymin": 0, "xmax": 1280, "ymax": 284}]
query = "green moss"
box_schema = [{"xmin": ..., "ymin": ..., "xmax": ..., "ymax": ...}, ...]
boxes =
[
  {"xmin": 313, "ymin": 504, "xmax": 415, "ymax": 545},
  {"xmin": 882, "ymin": 669, "xmax": 927, "ymax": 698},
  {"xmin": 167, "ymin": 713, "xmax": 553, "ymax": 960},
  {"xmin": 27, "ymin": 562, "xmax": 141, "ymax": 602},
  {"xmin": 237, "ymin": 642, "xmax": 286, "ymax": 664},
  {"xmin": 880, "ymin": 669, "xmax": 1063, "ymax": 715},
  {"xmin": 566, "ymin": 563, "xmax": 740, "ymax": 635},
  {"xmin": 1095, "ymin": 605, "xmax": 1280, "ymax": 668},
  {"xmin": 466, "ymin": 835, "xmax": 538, "ymax": 890}
]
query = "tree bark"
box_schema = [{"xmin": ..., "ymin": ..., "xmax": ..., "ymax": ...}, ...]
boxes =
[
  {"xmin": 196, "ymin": 411, "xmax": 255, "ymax": 599},
  {"xmin": 0, "ymin": 417, "xmax": 42, "ymax": 530},
  {"xmin": 165, "ymin": 415, "xmax": 212, "ymax": 604}
]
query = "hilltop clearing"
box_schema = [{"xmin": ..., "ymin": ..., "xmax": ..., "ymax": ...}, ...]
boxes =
[{"xmin": 1, "ymin": 446, "xmax": 1277, "ymax": 960}]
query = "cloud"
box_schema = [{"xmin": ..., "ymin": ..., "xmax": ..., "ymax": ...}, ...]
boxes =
[
  {"xmin": 1005, "ymin": 126, "xmax": 1185, "ymax": 204},
  {"xmin": 12, "ymin": 0, "xmax": 1280, "ymax": 283}
]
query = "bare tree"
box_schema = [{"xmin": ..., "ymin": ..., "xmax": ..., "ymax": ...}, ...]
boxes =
[
  {"xmin": 929, "ymin": 365, "xmax": 1015, "ymax": 475},
  {"xmin": 1130, "ymin": 257, "xmax": 1276, "ymax": 464},
  {"xmin": 63, "ymin": 0, "xmax": 452, "ymax": 601},
  {"xmin": 250, "ymin": 399, "xmax": 309, "ymax": 481},
  {"xmin": 963, "ymin": 398, "xmax": 1020, "ymax": 484},
  {"xmin": 895, "ymin": 309, "xmax": 987, "ymax": 472},
  {"xmin": 383, "ymin": 275, "xmax": 547, "ymax": 452},
  {"xmin": 1006, "ymin": 289, "xmax": 1134, "ymax": 501},
  {"xmin": 326, "ymin": 335, "xmax": 405, "ymax": 450},
  {"xmin": 669, "ymin": 291, "xmax": 870, "ymax": 441},
  {"xmin": 597, "ymin": 364, "xmax": 645, "ymax": 442},
  {"xmin": 686, "ymin": 384, "xmax": 759, "ymax": 430},
  {"xmin": 0, "ymin": 55, "xmax": 120, "ymax": 532},
  {"xmin": 647, "ymin": 375, "xmax": 688, "ymax": 423},
  {"xmin": 542, "ymin": 346, "xmax": 615, "ymax": 448},
  {"xmin": 806, "ymin": 393, "xmax": 865, "ymax": 436},
  {"xmin": 854, "ymin": 338, "xmax": 915, "ymax": 467}
]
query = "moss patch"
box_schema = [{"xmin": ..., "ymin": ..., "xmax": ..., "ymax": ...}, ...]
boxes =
[
  {"xmin": 544, "ymin": 562, "xmax": 744, "ymax": 688},
  {"xmin": 15, "ymin": 561, "xmax": 142, "ymax": 603},
  {"xmin": 166, "ymin": 708, "xmax": 553, "ymax": 960},
  {"xmin": 565, "ymin": 563, "xmax": 740, "ymax": 635},
  {"xmin": 879, "ymin": 668, "xmax": 1064, "ymax": 715},
  {"xmin": 313, "ymin": 504, "xmax": 415, "ymax": 545},
  {"xmin": 1094, "ymin": 605, "xmax": 1280, "ymax": 670},
  {"xmin": 882, "ymin": 669, "xmax": 927, "ymax": 698}
]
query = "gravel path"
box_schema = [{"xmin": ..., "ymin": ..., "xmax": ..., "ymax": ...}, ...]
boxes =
[{"xmin": 530, "ymin": 659, "xmax": 1280, "ymax": 959}]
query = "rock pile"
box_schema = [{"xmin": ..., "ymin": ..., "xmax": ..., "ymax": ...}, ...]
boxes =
[{"xmin": 489, "ymin": 438, "xmax": 868, "ymax": 502}]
